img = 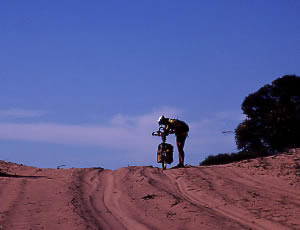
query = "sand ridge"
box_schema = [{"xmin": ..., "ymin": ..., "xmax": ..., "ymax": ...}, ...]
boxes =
[{"xmin": 0, "ymin": 150, "xmax": 299, "ymax": 229}]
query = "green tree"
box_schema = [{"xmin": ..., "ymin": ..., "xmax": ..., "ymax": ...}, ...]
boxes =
[{"xmin": 235, "ymin": 75, "xmax": 300, "ymax": 153}]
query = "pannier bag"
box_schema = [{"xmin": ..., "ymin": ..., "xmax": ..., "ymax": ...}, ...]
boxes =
[{"xmin": 157, "ymin": 143, "xmax": 174, "ymax": 164}]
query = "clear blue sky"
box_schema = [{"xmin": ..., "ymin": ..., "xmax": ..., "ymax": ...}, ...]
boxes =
[{"xmin": 0, "ymin": 1, "xmax": 299, "ymax": 169}]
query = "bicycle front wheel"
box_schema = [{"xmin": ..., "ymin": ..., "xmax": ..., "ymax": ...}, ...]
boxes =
[{"xmin": 162, "ymin": 161, "xmax": 166, "ymax": 170}]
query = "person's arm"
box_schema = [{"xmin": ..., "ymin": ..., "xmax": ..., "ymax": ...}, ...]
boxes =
[
  {"xmin": 165, "ymin": 124, "xmax": 175, "ymax": 135},
  {"xmin": 168, "ymin": 128, "xmax": 175, "ymax": 134}
]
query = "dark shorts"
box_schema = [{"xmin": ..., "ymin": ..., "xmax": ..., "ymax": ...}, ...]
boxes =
[{"xmin": 176, "ymin": 135, "xmax": 187, "ymax": 144}]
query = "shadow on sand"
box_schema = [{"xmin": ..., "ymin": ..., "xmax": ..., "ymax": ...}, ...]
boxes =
[{"xmin": 0, "ymin": 172, "xmax": 48, "ymax": 179}]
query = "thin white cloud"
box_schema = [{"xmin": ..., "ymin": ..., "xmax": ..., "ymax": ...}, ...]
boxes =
[
  {"xmin": 0, "ymin": 107, "xmax": 182, "ymax": 151},
  {"xmin": 0, "ymin": 123, "xmax": 137, "ymax": 149},
  {"xmin": 0, "ymin": 107, "xmax": 244, "ymax": 156},
  {"xmin": 0, "ymin": 109, "xmax": 47, "ymax": 118}
]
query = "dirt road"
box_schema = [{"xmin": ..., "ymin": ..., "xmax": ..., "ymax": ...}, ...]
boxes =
[{"xmin": 0, "ymin": 151, "xmax": 299, "ymax": 229}]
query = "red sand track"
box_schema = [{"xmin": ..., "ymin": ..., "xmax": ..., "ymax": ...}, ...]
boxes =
[{"xmin": 1, "ymin": 150, "xmax": 299, "ymax": 230}]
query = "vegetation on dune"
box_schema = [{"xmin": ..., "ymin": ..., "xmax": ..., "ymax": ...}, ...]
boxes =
[
  {"xmin": 201, "ymin": 75, "xmax": 300, "ymax": 166},
  {"xmin": 236, "ymin": 75, "xmax": 300, "ymax": 153},
  {"xmin": 200, "ymin": 151, "xmax": 271, "ymax": 166}
]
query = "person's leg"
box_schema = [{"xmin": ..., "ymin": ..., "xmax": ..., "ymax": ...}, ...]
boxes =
[{"xmin": 176, "ymin": 136, "xmax": 186, "ymax": 166}]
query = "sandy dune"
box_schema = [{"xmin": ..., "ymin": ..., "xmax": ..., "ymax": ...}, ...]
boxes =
[{"xmin": 0, "ymin": 150, "xmax": 299, "ymax": 230}]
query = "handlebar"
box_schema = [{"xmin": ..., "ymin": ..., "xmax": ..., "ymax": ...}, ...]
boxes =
[
  {"xmin": 152, "ymin": 126, "xmax": 168, "ymax": 142},
  {"xmin": 152, "ymin": 126, "xmax": 166, "ymax": 136},
  {"xmin": 152, "ymin": 132, "xmax": 160, "ymax": 136}
]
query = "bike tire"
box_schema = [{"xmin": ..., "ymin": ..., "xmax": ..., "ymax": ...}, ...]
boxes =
[
  {"xmin": 161, "ymin": 151, "xmax": 167, "ymax": 170},
  {"xmin": 162, "ymin": 161, "xmax": 166, "ymax": 170}
]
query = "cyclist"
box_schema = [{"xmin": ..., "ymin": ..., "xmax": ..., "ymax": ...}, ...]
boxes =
[{"xmin": 158, "ymin": 115, "xmax": 189, "ymax": 168}]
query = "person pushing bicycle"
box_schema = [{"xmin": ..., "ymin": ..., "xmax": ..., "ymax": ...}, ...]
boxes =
[{"xmin": 157, "ymin": 115, "xmax": 189, "ymax": 168}]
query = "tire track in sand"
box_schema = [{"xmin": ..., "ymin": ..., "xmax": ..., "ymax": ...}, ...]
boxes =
[
  {"xmin": 74, "ymin": 161, "xmax": 299, "ymax": 230},
  {"xmin": 75, "ymin": 168, "xmax": 152, "ymax": 230},
  {"xmin": 165, "ymin": 167, "xmax": 295, "ymax": 230},
  {"xmin": 139, "ymin": 167, "xmax": 249, "ymax": 230}
]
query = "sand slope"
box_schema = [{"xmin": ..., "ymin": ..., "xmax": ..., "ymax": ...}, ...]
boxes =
[{"xmin": 0, "ymin": 150, "xmax": 299, "ymax": 230}]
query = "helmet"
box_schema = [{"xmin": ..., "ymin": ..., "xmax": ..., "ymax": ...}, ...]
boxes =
[{"xmin": 158, "ymin": 115, "xmax": 165, "ymax": 125}]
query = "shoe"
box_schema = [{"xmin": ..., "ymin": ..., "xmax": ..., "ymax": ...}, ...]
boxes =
[{"xmin": 171, "ymin": 164, "xmax": 184, "ymax": 169}]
